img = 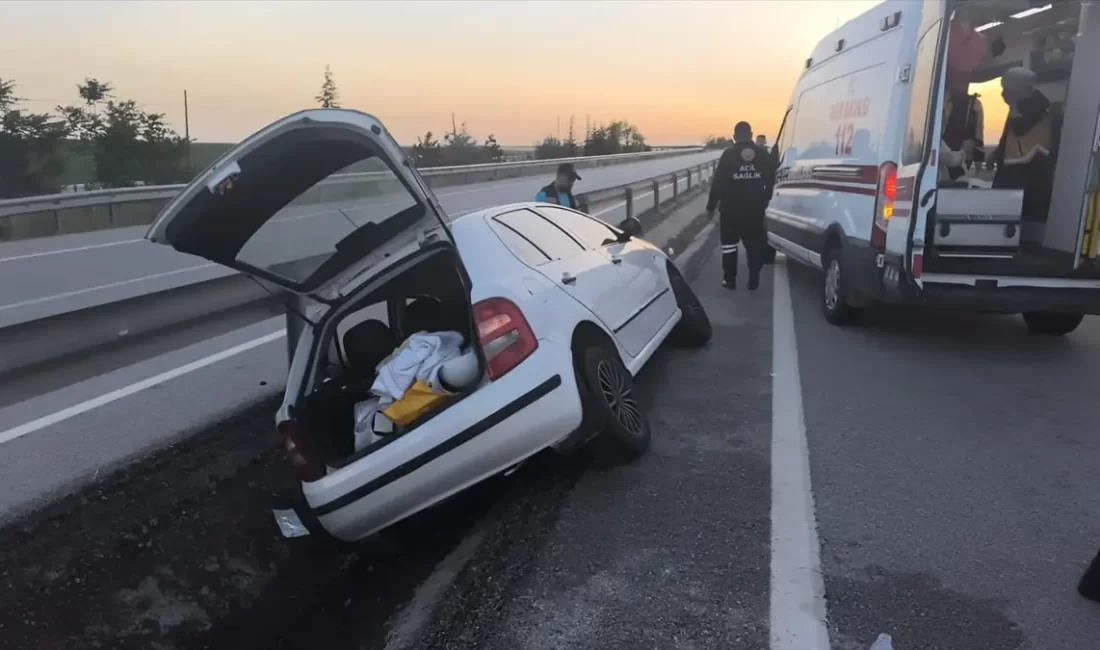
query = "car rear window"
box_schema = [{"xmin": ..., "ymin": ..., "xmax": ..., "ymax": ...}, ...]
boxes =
[
  {"xmin": 494, "ymin": 209, "xmax": 584, "ymax": 262},
  {"xmin": 536, "ymin": 206, "xmax": 618, "ymax": 248},
  {"xmin": 489, "ymin": 221, "xmax": 552, "ymax": 266},
  {"xmin": 236, "ymin": 158, "xmax": 420, "ymax": 285}
]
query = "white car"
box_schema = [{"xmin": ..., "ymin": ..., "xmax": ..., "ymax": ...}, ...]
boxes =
[{"xmin": 146, "ymin": 109, "xmax": 712, "ymax": 543}]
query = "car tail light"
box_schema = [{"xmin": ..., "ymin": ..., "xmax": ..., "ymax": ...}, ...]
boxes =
[
  {"xmin": 474, "ymin": 297, "xmax": 538, "ymax": 380},
  {"xmin": 871, "ymin": 161, "xmax": 897, "ymax": 250},
  {"xmin": 277, "ymin": 418, "xmax": 325, "ymax": 483}
]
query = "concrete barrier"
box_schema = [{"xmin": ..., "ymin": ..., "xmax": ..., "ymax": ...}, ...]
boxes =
[{"xmin": 0, "ymin": 274, "xmax": 285, "ymax": 377}]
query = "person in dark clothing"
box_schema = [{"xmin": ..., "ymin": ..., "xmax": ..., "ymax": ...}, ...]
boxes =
[
  {"xmin": 706, "ymin": 121, "xmax": 777, "ymax": 290},
  {"xmin": 536, "ymin": 162, "xmax": 582, "ymax": 210}
]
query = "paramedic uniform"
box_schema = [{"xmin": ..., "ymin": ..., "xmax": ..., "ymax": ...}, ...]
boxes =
[{"xmin": 706, "ymin": 141, "xmax": 777, "ymax": 287}]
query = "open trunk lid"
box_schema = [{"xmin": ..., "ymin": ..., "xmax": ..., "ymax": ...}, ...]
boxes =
[{"xmin": 145, "ymin": 110, "xmax": 454, "ymax": 302}]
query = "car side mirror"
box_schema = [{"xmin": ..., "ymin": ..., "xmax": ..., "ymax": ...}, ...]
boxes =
[
  {"xmin": 617, "ymin": 217, "xmax": 642, "ymax": 242},
  {"xmin": 770, "ymin": 144, "xmax": 779, "ymax": 161}
]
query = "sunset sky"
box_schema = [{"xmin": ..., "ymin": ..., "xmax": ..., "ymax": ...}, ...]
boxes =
[{"xmin": 2, "ymin": 0, "xmax": 888, "ymax": 146}]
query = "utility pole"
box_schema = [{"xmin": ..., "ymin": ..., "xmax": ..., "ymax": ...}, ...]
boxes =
[
  {"xmin": 557, "ymin": 115, "xmax": 560, "ymax": 141},
  {"xmin": 183, "ymin": 89, "xmax": 191, "ymax": 170},
  {"xmin": 451, "ymin": 112, "xmax": 457, "ymax": 139}
]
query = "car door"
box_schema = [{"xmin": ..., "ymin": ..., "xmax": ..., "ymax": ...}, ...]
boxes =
[
  {"xmin": 492, "ymin": 208, "xmax": 631, "ymax": 340},
  {"xmin": 533, "ymin": 205, "xmax": 673, "ymax": 357},
  {"xmin": 892, "ymin": 7, "xmax": 949, "ymax": 288},
  {"xmin": 145, "ymin": 109, "xmax": 462, "ymax": 305}
]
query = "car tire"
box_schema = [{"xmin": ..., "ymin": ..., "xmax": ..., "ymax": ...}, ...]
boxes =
[
  {"xmin": 821, "ymin": 245, "xmax": 863, "ymax": 326},
  {"xmin": 668, "ymin": 264, "xmax": 712, "ymax": 347},
  {"xmin": 1022, "ymin": 311, "xmax": 1084, "ymax": 336},
  {"xmin": 579, "ymin": 345, "xmax": 651, "ymax": 461}
]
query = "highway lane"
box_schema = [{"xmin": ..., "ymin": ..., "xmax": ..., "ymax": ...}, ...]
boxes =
[
  {"xmin": 0, "ymin": 151, "xmax": 719, "ymax": 327},
  {"xmin": 785, "ymin": 263, "xmax": 1100, "ymax": 650}
]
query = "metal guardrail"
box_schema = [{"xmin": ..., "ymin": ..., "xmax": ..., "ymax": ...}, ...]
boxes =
[
  {"xmin": 0, "ymin": 148, "xmax": 702, "ymax": 220},
  {"xmin": 0, "ymin": 157, "xmax": 718, "ymax": 377},
  {"xmin": 578, "ymin": 160, "xmax": 716, "ymax": 220}
]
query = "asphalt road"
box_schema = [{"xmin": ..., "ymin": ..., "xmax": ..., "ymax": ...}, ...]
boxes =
[
  {"xmin": 3, "ymin": 220, "xmax": 1099, "ymax": 648},
  {"xmin": 0, "ymin": 151, "xmax": 719, "ymax": 327}
]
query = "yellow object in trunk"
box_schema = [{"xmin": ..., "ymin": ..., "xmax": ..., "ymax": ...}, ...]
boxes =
[{"xmin": 382, "ymin": 380, "xmax": 451, "ymax": 427}]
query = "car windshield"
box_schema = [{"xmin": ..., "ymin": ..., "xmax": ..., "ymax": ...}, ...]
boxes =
[{"xmin": 235, "ymin": 156, "xmax": 422, "ymax": 287}]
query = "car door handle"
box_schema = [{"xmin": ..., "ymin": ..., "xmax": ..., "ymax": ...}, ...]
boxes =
[
  {"xmin": 610, "ymin": 255, "xmax": 622, "ymax": 265},
  {"xmin": 561, "ymin": 272, "xmax": 577, "ymax": 285}
]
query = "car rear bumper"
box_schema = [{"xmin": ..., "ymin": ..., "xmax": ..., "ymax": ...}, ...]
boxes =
[
  {"xmin": 304, "ymin": 339, "xmax": 583, "ymax": 542},
  {"xmin": 918, "ymin": 281, "xmax": 1100, "ymax": 314}
]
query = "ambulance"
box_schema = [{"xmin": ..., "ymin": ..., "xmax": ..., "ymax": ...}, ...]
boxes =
[{"xmin": 767, "ymin": 0, "xmax": 1100, "ymax": 335}]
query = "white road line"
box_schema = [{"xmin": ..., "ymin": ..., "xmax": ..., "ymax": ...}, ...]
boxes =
[
  {"xmin": 0, "ymin": 329, "xmax": 285, "ymax": 447},
  {"xmin": 0, "ymin": 264, "xmax": 215, "ymax": 312},
  {"xmin": 384, "ymin": 526, "xmax": 488, "ymax": 650},
  {"xmin": 770, "ymin": 259, "xmax": 831, "ymax": 650},
  {"xmin": 0, "ymin": 238, "xmax": 144, "ymax": 263}
]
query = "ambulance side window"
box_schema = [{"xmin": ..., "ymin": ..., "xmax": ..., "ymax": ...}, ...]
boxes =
[{"xmin": 903, "ymin": 21, "xmax": 943, "ymax": 166}]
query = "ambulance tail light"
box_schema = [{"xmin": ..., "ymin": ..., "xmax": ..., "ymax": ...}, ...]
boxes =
[{"xmin": 871, "ymin": 161, "xmax": 897, "ymax": 250}]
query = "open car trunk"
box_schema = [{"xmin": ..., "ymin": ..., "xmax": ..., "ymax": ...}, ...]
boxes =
[
  {"xmin": 295, "ymin": 245, "xmax": 486, "ymax": 468},
  {"xmin": 921, "ymin": 0, "xmax": 1100, "ymax": 279}
]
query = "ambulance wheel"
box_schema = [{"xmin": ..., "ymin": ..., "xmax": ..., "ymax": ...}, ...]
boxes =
[
  {"xmin": 1022, "ymin": 311, "xmax": 1084, "ymax": 336},
  {"xmin": 580, "ymin": 345, "xmax": 651, "ymax": 462},
  {"xmin": 668, "ymin": 263, "xmax": 711, "ymax": 347},
  {"xmin": 821, "ymin": 244, "xmax": 863, "ymax": 326}
]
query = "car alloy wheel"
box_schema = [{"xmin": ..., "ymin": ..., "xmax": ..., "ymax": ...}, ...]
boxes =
[
  {"xmin": 596, "ymin": 359, "xmax": 644, "ymax": 438},
  {"xmin": 824, "ymin": 259, "xmax": 841, "ymax": 312},
  {"xmin": 579, "ymin": 345, "xmax": 651, "ymax": 461}
]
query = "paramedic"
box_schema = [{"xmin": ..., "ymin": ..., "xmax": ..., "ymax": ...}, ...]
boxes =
[
  {"xmin": 706, "ymin": 121, "xmax": 776, "ymax": 291},
  {"xmin": 991, "ymin": 67, "xmax": 1061, "ymax": 222},
  {"xmin": 940, "ymin": 13, "xmax": 988, "ymax": 180},
  {"xmin": 536, "ymin": 163, "xmax": 582, "ymax": 209}
]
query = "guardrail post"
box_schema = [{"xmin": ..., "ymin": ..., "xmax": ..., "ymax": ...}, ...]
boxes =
[
  {"xmin": 672, "ymin": 173, "xmax": 679, "ymax": 200},
  {"xmin": 652, "ymin": 180, "xmax": 660, "ymax": 213},
  {"xmin": 624, "ymin": 187, "xmax": 634, "ymax": 220},
  {"xmin": 686, "ymin": 168, "xmax": 692, "ymax": 192}
]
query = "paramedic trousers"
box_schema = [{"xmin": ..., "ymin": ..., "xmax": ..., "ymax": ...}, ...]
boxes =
[{"xmin": 719, "ymin": 210, "xmax": 766, "ymax": 282}]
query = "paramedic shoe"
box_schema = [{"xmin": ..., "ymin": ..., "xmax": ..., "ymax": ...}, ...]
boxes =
[
  {"xmin": 1079, "ymin": 548, "xmax": 1100, "ymax": 603},
  {"xmin": 748, "ymin": 270, "xmax": 761, "ymax": 291},
  {"xmin": 722, "ymin": 277, "xmax": 736, "ymax": 290}
]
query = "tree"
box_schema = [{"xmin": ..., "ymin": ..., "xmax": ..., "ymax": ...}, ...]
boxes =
[
  {"xmin": 483, "ymin": 134, "xmax": 504, "ymax": 163},
  {"xmin": 78, "ymin": 78, "xmax": 112, "ymax": 112},
  {"xmin": 705, "ymin": 135, "xmax": 734, "ymax": 150},
  {"xmin": 0, "ymin": 78, "xmax": 70, "ymax": 198},
  {"xmin": 315, "ymin": 65, "xmax": 340, "ymax": 108},
  {"xmin": 58, "ymin": 79, "xmax": 190, "ymax": 188},
  {"xmin": 534, "ymin": 135, "xmax": 566, "ymax": 160},
  {"xmin": 441, "ymin": 116, "xmax": 484, "ymax": 166},
  {"xmin": 563, "ymin": 115, "xmax": 580, "ymax": 158},
  {"xmin": 584, "ymin": 119, "xmax": 649, "ymax": 156},
  {"xmin": 413, "ymin": 130, "xmax": 442, "ymax": 167}
]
